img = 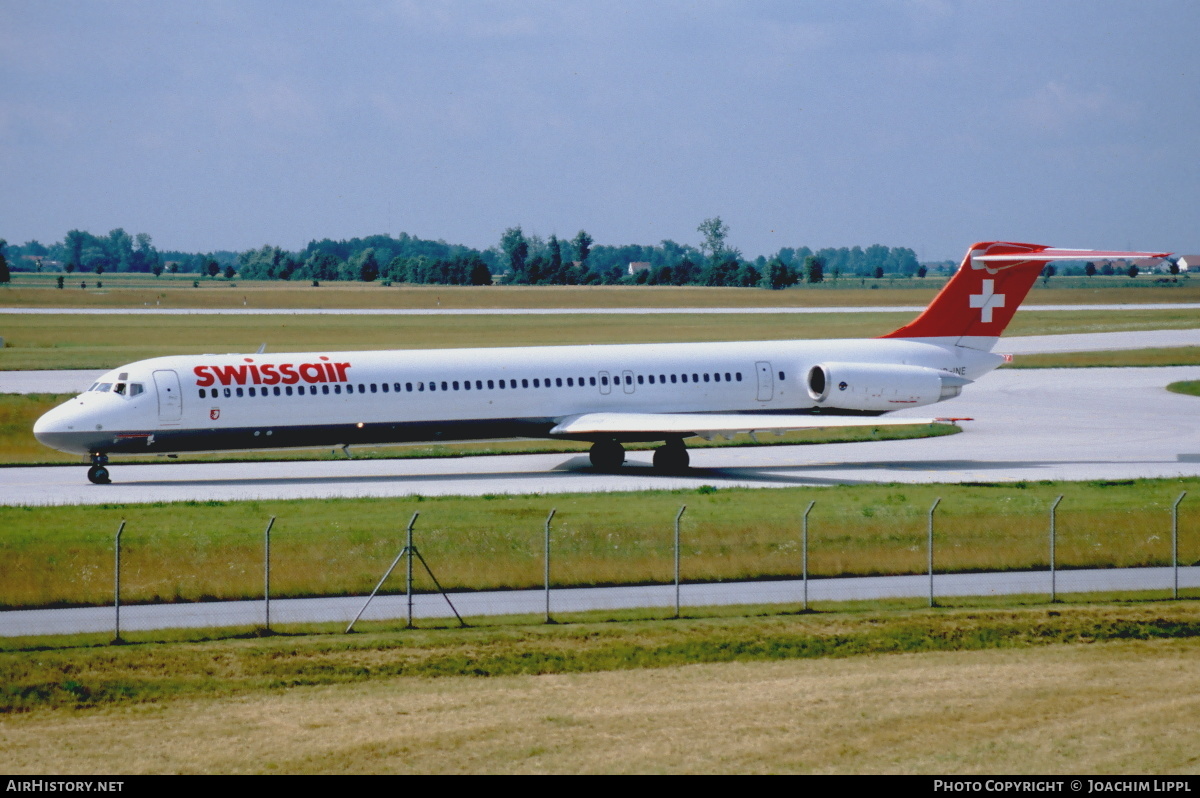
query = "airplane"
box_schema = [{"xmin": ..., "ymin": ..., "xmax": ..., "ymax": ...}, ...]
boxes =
[{"xmin": 33, "ymin": 241, "xmax": 1170, "ymax": 485}]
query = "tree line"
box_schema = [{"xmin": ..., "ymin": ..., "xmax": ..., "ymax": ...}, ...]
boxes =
[{"xmin": 1, "ymin": 219, "xmax": 929, "ymax": 289}]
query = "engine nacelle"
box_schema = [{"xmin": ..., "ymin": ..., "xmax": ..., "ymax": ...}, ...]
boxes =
[{"xmin": 806, "ymin": 362, "xmax": 969, "ymax": 413}]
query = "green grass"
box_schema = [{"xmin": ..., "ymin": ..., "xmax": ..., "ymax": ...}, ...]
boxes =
[
  {"xmin": 4, "ymin": 308, "xmax": 1200, "ymax": 370},
  {"xmin": 1168, "ymin": 380, "xmax": 1200, "ymax": 397},
  {"xmin": 2, "ymin": 603, "xmax": 1198, "ymax": 713},
  {"xmin": 2, "ymin": 270, "xmax": 1197, "ymax": 309},
  {"xmin": 2, "ymin": 478, "xmax": 1197, "ymax": 611},
  {"xmin": 1005, "ymin": 347, "xmax": 1200, "ymax": 369}
]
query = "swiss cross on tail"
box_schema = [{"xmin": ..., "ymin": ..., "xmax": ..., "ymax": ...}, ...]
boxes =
[{"xmin": 882, "ymin": 241, "xmax": 1171, "ymax": 351}]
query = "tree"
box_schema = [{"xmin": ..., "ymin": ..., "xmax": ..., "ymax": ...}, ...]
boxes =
[
  {"xmin": 0, "ymin": 239, "xmax": 9, "ymax": 284},
  {"xmin": 697, "ymin": 217, "xmax": 730, "ymax": 267},
  {"xmin": 1084, "ymin": 262, "xmax": 1096, "ymax": 277},
  {"xmin": 571, "ymin": 230, "xmax": 592, "ymax": 265},
  {"xmin": 1127, "ymin": 264, "xmax": 1138, "ymax": 278},
  {"xmin": 760, "ymin": 258, "xmax": 797, "ymax": 290},
  {"xmin": 804, "ymin": 255, "xmax": 824, "ymax": 284},
  {"xmin": 500, "ymin": 226, "xmax": 529, "ymax": 282},
  {"xmin": 223, "ymin": 264, "xmax": 235, "ymax": 279},
  {"xmin": 916, "ymin": 265, "xmax": 927, "ymax": 278}
]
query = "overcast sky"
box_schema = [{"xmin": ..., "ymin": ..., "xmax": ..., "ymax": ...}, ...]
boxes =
[{"xmin": 2, "ymin": 0, "xmax": 1196, "ymax": 261}]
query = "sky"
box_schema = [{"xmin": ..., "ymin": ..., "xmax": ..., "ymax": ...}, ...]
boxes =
[{"xmin": 1, "ymin": 0, "xmax": 1197, "ymax": 262}]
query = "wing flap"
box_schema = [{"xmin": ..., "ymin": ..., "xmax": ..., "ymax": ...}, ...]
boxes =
[{"xmin": 550, "ymin": 412, "xmax": 966, "ymax": 438}]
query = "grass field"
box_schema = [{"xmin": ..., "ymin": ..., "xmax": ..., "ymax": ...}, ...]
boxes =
[
  {"xmin": 2, "ymin": 478, "xmax": 1196, "ymax": 611},
  {"xmin": 2, "ymin": 270, "xmax": 1196, "ymax": 309},
  {"xmin": 4, "ymin": 307, "xmax": 1200, "ymax": 371},
  {"xmin": 2, "ymin": 605, "xmax": 1198, "ymax": 773}
]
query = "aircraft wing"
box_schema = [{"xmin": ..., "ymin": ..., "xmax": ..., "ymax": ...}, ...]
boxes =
[{"xmin": 549, "ymin": 412, "xmax": 966, "ymax": 440}]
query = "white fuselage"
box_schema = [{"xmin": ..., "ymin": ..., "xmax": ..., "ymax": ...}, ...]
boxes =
[{"xmin": 33, "ymin": 336, "xmax": 1001, "ymax": 458}]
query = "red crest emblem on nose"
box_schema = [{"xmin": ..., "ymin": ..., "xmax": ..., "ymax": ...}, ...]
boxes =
[{"xmin": 210, "ymin": 408, "xmax": 220, "ymax": 420}]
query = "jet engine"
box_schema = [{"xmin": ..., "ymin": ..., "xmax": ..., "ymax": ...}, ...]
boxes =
[{"xmin": 806, "ymin": 362, "xmax": 970, "ymax": 413}]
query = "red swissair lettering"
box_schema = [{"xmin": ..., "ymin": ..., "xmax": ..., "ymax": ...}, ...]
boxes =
[{"xmin": 193, "ymin": 356, "xmax": 352, "ymax": 387}]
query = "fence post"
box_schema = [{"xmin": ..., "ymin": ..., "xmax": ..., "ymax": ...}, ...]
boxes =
[
  {"xmin": 406, "ymin": 512, "xmax": 417, "ymax": 628},
  {"xmin": 263, "ymin": 516, "xmax": 275, "ymax": 631},
  {"xmin": 928, "ymin": 498, "xmax": 940, "ymax": 608},
  {"xmin": 544, "ymin": 508, "xmax": 556, "ymax": 624},
  {"xmin": 1173, "ymin": 492, "xmax": 1186, "ymax": 600},
  {"xmin": 674, "ymin": 505, "xmax": 686, "ymax": 619},
  {"xmin": 802, "ymin": 500, "xmax": 815, "ymax": 611},
  {"xmin": 113, "ymin": 520, "xmax": 126, "ymax": 644},
  {"xmin": 1050, "ymin": 495, "xmax": 1063, "ymax": 603}
]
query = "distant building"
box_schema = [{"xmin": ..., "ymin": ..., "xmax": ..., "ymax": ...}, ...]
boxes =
[
  {"xmin": 627, "ymin": 261, "xmax": 651, "ymax": 276},
  {"xmin": 1176, "ymin": 255, "xmax": 1200, "ymax": 273}
]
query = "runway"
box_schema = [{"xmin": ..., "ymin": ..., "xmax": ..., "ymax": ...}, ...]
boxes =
[
  {"xmin": 3, "ymin": 566, "xmax": 1196, "ymax": 637},
  {"xmin": 2, "ymin": 366, "xmax": 1198, "ymax": 506}
]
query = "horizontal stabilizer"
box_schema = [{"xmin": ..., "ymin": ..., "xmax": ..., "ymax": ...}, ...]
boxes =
[{"xmin": 550, "ymin": 412, "xmax": 966, "ymax": 438}]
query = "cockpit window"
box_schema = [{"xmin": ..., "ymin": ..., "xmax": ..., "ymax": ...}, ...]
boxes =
[
  {"xmin": 129, "ymin": 383, "xmax": 144, "ymax": 396},
  {"xmin": 88, "ymin": 383, "xmax": 99, "ymax": 391},
  {"xmin": 114, "ymin": 383, "xmax": 127, "ymax": 395},
  {"xmin": 96, "ymin": 383, "xmax": 113, "ymax": 392}
]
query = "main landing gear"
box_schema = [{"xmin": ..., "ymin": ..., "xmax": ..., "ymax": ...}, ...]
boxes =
[
  {"xmin": 87, "ymin": 453, "xmax": 111, "ymax": 485},
  {"xmin": 588, "ymin": 439, "xmax": 691, "ymax": 474}
]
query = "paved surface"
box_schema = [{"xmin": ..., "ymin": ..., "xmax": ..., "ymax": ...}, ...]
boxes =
[
  {"xmin": 2, "ymin": 366, "xmax": 1198, "ymax": 505},
  {"xmin": 4, "ymin": 329, "xmax": 1200, "ymax": 395},
  {"xmin": 3, "ymin": 566, "xmax": 1196, "ymax": 637},
  {"xmin": 5, "ymin": 303, "xmax": 1200, "ymax": 316}
]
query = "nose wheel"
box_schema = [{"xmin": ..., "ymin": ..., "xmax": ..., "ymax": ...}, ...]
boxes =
[{"xmin": 88, "ymin": 454, "xmax": 111, "ymax": 485}]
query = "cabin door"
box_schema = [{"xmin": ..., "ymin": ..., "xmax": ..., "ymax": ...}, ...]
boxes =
[
  {"xmin": 153, "ymin": 369, "xmax": 183, "ymax": 423},
  {"xmin": 755, "ymin": 361, "xmax": 774, "ymax": 402}
]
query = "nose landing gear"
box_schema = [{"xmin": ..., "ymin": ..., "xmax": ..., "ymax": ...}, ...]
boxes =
[{"xmin": 87, "ymin": 454, "xmax": 111, "ymax": 485}]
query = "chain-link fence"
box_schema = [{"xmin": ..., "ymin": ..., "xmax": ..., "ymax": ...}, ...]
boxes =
[{"xmin": 1, "ymin": 492, "xmax": 1197, "ymax": 641}]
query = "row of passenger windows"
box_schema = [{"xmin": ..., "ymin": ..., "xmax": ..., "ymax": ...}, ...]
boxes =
[{"xmin": 197, "ymin": 370, "xmax": 752, "ymax": 400}]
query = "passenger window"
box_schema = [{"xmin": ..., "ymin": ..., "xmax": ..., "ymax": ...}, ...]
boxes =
[
  {"xmin": 405, "ymin": 383, "xmax": 412, "ymax": 392},
  {"xmin": 779, "ymin": 371, "xmax": 785, "ymax": 381},
  {"xmin": 199, "ymin": 388, "xmax": 207, "ymax": 399},
  {"xmin": 488, "ymin": 380, "xmax": 495, "ymax": 389},
  {"xmin": 736, "ymin": 372, "xmax": 742, "ymax": 381},
  {"xmin": 713, "ymin": 373, "xmax": 720, "ymax": 382},
  {"xmin": 522, "ymin": 379, "xmax": 529, "ymax": 388},
  {"xmin": 441, "ymin": 381, "xmax": 448, "ymax": 391},
  {"xmin": 601, "ymin": 376, "xmax": 608, "ymax": 386},
  {"xmin": 637, "ymin": 375, "xmax": 644, "ymax": 385},
  {"xmin": 703, "ymin": 374, "xmax": 710, "ymax": 383},
  {"xmin": 224, "ymin": 388, "xmax": 232, "ymax": 398},
  {"xmin": 692, "ymin": 374, "xmax": 699, "ymax": 383},
  {"xmin": 556, "ymin": 378, "xmax": 562, "ymax": 387},
  {"xmin": 322, "ymin": 385, "xmax": 329, "ymax": 395},
  {"xmin": 452, "ymin": 381, "xmax": 459, "ymax": 390},
  {"xmin": 590, "ymin": 377, "xmax": 596, "ymax": 386},
  {"xmin": 236, "ymin": 387, "xmax": 244, "ymax": 397},
  {"xmin": 249, "ymin": 387, "xmax": 256, "ymax": 397},
  {"xmin": 681, "ymin": 374, "xmax": 688, "ymax": 383},
  {"xmin": 533, "ymin": 378, "xmax": 540, "ymax": 388},
  {"xmin": 567, "ymin": 377, "xmax": 574, "ymax": 387}
]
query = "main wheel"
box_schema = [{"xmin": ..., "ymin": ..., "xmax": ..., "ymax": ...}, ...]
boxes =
[
  {"xmin": 652, "ymin": 441, "xmax": 690, "ymax": 473},
  {"xmin": 589, "ymin": 440, "xmax": 625, "ymax": 471},
  {"xmin": 87, "ymin": 465, "xmax": 111, "ymax": 485}
]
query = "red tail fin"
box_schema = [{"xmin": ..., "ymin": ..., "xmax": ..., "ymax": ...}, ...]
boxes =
[{"xmin": 882, "ymin": 242, "xmax": 1171, "ymax": 349}]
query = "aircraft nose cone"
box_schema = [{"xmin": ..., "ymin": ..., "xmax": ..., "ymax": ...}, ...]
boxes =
[{"xmin": 33, "ymin": 401, "xmax": 94, "ymax": 454}]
